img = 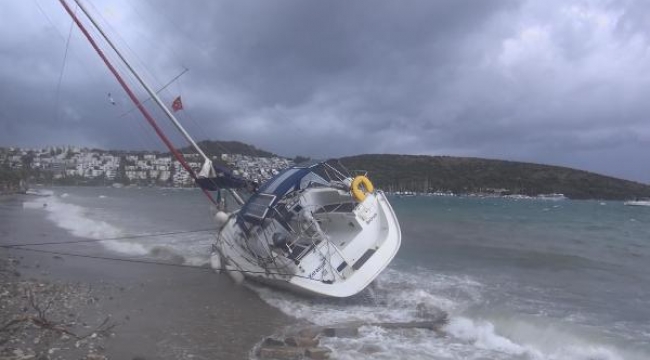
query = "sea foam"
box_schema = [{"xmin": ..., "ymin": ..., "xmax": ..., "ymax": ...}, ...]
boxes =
[
  {"xmin": 23, "ymin": 194, "xmax": 149, "ymax": 255},
  {"xmin": 23, "ymin": 192, "xmax": 213, "ymax": 263},
  {"xmin": 25, "ymin": 195, "xmax": 121, "ymax": 240},
  {"xmin": 250, "ymin": 266, "xmax": 639, "ymax": 360}
]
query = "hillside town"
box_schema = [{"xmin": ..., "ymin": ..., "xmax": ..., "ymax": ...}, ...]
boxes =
[{"xmin": 0, "ymin": 146, "xmax": 293, "ymax": 187}]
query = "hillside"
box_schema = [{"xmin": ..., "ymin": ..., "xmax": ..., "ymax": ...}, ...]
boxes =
[
  {"xmin": 180, "ymin": 140, "xmax": 277, "ymax": 158},
  {"xmin": 340, "ymin": 154, "xmax": 650, "ymax": 200},
  {"xmin": 4, "ymin": 142, "xmax": 650, "ymax": 199}
]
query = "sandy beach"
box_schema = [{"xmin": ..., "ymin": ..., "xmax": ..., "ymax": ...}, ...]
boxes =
[{"xmin": 1, "ymin": 194, "xmax": 292, "ymax": 360}]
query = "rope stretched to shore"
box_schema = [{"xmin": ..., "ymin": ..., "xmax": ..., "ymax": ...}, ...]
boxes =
[
  {"xmin": 1, "ymin": 245, "xmax": 320, "ymax": 281},
  {"xmin": 1, "ymin": 228, "xmax": 217, "ymax": 248}
]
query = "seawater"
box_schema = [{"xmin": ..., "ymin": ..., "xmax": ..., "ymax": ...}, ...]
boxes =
[{"xmin": 19, "ymin": 187, "xmax": 650, "ymax": 359}]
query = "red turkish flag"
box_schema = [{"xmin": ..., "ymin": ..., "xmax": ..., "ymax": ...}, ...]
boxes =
[{"xmin": 172, "ymin": 96, "xmax": 183, "ymax": 112}]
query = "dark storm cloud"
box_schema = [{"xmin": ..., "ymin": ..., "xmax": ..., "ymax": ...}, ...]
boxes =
[{"xmin": 1, "ymin": 0, "xmax": 649, "ymax": 182}]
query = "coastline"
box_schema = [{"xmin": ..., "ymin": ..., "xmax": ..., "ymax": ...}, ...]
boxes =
[
  {"xmin": 0, "ymin": 195, "xmax": 292, "ymax": 360},
  {"xmin": 0, "ymin": 189, "xmax": 26, "ymax": 197},
  {"xmin": 3, "ymin": 186, "xmax": 649, "ymax": 359}
]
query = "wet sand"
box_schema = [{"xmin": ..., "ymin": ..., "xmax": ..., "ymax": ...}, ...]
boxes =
[{"xmin": 1, "ymin": 195, "xmax": 292, "ymax": 359}]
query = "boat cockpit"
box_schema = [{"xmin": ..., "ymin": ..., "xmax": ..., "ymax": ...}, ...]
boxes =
[{"xmin": 235, "ymin": 161, "xmax": 357, "ymax": 262}]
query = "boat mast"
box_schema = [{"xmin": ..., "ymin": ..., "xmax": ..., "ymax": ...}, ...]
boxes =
[
  {"xmin": 58, "ymin": 0, "xmax": 218, "ymax": 205},
  {"xmin": 68, "ymin": 0, "xmax": 210, "ymax": 163}
]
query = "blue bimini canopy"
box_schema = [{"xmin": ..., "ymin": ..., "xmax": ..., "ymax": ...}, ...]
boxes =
[{"xmin": 239, "ymin": 166, "xmax": 312, "ymax": 222}]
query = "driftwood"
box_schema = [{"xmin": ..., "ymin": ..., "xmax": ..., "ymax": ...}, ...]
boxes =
[
  {"xmin": 368, "ymin": 320, "xmax": 447, "ymax": 330},
  {"xmin": 257, "ymin": 316, "xmax": 449, "ymax": 359},
  {"xmin": 0, "ymin": 286, "xmax": 117, "ymax": 340},
  {"xmin": 314, "ymin": 317, "xmax": 449, "ymax": 338}
]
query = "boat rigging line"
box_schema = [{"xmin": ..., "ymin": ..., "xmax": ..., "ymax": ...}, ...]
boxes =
[
  {"xmin": 1, "ymin": 244, "xmax": 323, "ymax": 282},
  {"xmin": 54, "ymin": 2, "xmax": 75, "ymax": 125},
  {"xmin": 58, "ymin": 0, "xmax": 217, "ymax": 206},
  {"xmin": 63, "ymin": 0, "xmax": 209, "ymax": 162},
  {"xmin": 1, "ymin": 228, "xmax": 217, "ymax": 248},
  {"xmin": 118, "ymin": 67, "xmax": 189, "ymax": 118}
]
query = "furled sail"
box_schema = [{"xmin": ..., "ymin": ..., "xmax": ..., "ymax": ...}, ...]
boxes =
[{"xmin": 196, "ymin": 159, "xmax": 252, "ymax": 190}]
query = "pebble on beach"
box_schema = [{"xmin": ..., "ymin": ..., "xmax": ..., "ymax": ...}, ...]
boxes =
[{"xmin": 0, "ymin": 254, "xmax": 116, "ymax": 360}]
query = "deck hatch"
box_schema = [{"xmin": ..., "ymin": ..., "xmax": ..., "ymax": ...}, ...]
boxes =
[
  {"xmin": 352, "ymin": 249, "xmax": 376, "ymax": 270},
  {"xmin": 336, "ymin": 261, "xmax": 348, "ymax": 272}
]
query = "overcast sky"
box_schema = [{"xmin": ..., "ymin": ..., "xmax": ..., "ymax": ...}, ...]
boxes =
[{"xmin": 1, "ymin": 0, "xmax": 649, "ymax": 183}]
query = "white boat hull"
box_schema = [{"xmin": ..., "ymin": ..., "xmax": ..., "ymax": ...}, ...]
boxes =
[
  {"xmin": 624, "ymin": 200, "xmax": 650, "ymax": 206},
  {"xmin": 214, "ymin": 190, "xmax": 401, "ymax": 297}
]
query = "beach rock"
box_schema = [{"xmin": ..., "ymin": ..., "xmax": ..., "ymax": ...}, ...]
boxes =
[
  {"xmin": 305, "ymin": 347, "xmax": 331, "ymax": 360},
  {"xmin": 321, "ymin": 327, "xmax": 358, "ymax": 338},
  {"xmin": 258, "ymin": 347, "xmax": 304, "ymax": 359},
  {"xmin": 284, "ymin": 336, "xmax": 319, "ymax": 347},
  {"xmin": 5, "ymin": 348, "xmax": 36, "ymax": 360},
  {"xmin": 262, "ymin": 337, "xmax": 285, "ymax": 347},
  {"xmin": 359, "ymin": 344, "xmax": 384, "ymax": 354},
  {"xmin": 296, "ymin": 327, "xmax": 321, "ymax": 340},
  {"xmin": 415, "ymin": 303, "xmax": 448, "ymax": 324},
  {"xmin": 85, "ymin": 354, "xmax": 107, "ymax": 360}
]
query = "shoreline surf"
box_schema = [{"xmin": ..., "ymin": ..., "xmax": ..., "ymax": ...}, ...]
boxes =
[{"xmin": 3, "ymin": 188, "xmax": 649, "ymax": 359}]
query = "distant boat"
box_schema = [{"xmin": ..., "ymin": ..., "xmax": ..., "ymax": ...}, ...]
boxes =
[
  {"xmin": 429, "ymin": 191, "xmax": 455, "ymax": 197},
  {"xmin": 624, "ymin": 200, "xmax": 650, "ymax": 207},
  {"xmin": 504, "ymin": 194, "xmax": 534, "ymax": 200},
  {"xmin": 395, "ymin": 191, "xmax": 416, "ymax": 197},
  {"xmin": 536, "ymin": 193, "xmax": 567, "ymax": 201}
]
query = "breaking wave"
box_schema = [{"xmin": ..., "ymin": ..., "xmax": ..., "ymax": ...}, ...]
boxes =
[
  {"xmin": 249, "ymin": 267, "xmax": 644, "ymax": 360},
  {"xmin": 22, "ymin": 192, "xmax": 210, "ymax": 266},
  {"xmin": 25, "ymin": 194, "xmax": 123, "ymax": 240}
]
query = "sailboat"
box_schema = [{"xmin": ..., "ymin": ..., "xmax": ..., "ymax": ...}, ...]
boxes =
[
  {"xmin": 624, "ymin": 199, "xmax": 650, "ymax": 207},
  {"xmin": 211, "ymin": 160, "xmax": 401, "ymax": 297},
  {"xmin": 59, "ymin": 0, "xmax": 401, "ymax": 298}
]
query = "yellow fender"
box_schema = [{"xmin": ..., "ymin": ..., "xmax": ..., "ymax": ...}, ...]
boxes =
[{"xmin": 351, "ymin": 176, "xmax": 375, "ymax": 202}]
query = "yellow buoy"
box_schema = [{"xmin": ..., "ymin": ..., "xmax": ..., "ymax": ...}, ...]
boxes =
[{"xmin": 351, "ymin": 176, "xmax": 374, "ymax": 202}]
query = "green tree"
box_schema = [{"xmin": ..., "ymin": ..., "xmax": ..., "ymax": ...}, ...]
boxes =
[{"xmin": 293, "ymin": 156, "xmax": 310, "ymax": 164}]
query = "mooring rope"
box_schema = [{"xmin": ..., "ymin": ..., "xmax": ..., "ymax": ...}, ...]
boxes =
[
  {"xmin": 1, "ymin": 228, "xmax": 216, "ymax": 248},
  {"xmin": 1, "ymin": 245, "xmax": 321, "ymax": 282}
]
